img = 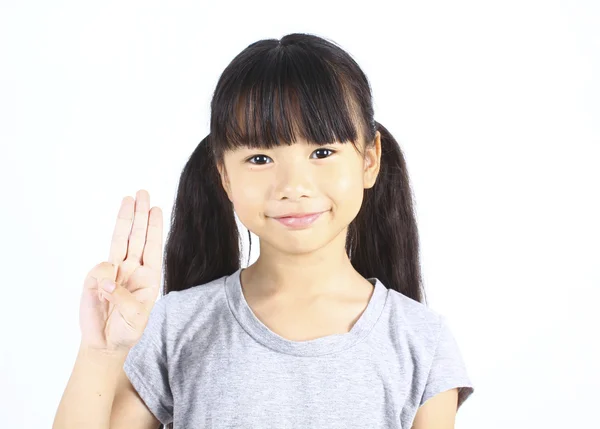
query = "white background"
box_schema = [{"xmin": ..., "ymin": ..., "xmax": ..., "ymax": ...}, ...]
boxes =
[{"xmin": 1, "ymin": 0, "xmax": 598, "ymax": 428}]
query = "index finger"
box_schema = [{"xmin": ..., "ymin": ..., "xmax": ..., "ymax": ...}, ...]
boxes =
[
  {"xmin": 108, "ymin": 196, "xmax": 134, "ymax": 265},
  {"xmin": 141, "ymin": 206, "xmax": 164, "ymax": 271}
]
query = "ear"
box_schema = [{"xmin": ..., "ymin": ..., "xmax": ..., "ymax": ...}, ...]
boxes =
[
  {"xmin": 216, "ymin": 161, "xmax": 233, "ymax": 202},
  {"xmin": 363, "ymin": 131, "xmax": 382, "ymax": 189}
]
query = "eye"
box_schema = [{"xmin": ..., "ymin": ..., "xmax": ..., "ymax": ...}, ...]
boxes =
[
  {"xmin": 246, "ymin": 148, "xmax": 336, "ymax": 165},
  {"xmin": 312, "ymin": 148, "xmax": 336, "ymax": 159},
  {"xmin": 247, "ymin": 154, "xmax": 272, "ymax": 165}
]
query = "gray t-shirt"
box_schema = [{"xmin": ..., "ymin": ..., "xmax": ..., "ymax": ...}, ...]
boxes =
[{"xmin": 124, "ymin": 267, "xmax": 474, "ymax": 428}]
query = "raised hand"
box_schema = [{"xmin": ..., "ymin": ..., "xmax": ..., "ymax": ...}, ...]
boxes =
[{"xmin": 78, "ymin": 190, "xmax": 164, "ymax": 353}]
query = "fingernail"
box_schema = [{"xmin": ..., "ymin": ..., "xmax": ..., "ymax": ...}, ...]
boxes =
[{"xmin": 101, "ymin": 280, "xmax": 115, "ymax": 293}]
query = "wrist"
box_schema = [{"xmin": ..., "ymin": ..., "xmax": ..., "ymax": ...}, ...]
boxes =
[{"xmin": 78, "ymin": 341, "xmax": 130, "ymax": 363}]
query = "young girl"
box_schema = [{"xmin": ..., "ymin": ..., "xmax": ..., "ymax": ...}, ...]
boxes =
[{"xmin": 54, "ymin": 33, "xmax": 474, "ymax": 429}]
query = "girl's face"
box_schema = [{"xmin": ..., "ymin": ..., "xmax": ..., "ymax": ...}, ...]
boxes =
[{"xmin": 216, "ymin": 132, "xmax": 381, "ymax": 254}]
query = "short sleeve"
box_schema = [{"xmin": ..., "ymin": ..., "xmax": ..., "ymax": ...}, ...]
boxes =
[
  {"xmin": 123, "ymin": 294, "xmax": 174, "ymax": 425},
  {"xmin": 420, "ymin": 315, "xmax": 474, "ymax": 410}
]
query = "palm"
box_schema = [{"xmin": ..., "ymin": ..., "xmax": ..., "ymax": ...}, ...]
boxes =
[{"xmin": 79, "ymin": 190, "xmax": 164, "ymax": 351}]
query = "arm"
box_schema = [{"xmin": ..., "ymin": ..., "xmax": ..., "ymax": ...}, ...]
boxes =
[
  {"xmin": 53, "ymin": 343, "xmax": 127, "ymax": 429},
  {"xmin": 411, "ymin": 388, "xmax": 458, "ymax": 429},
  {"xmin": 54, "ymin": 191, "xmax": 167, "ymax": 429},
  {"xmin": 53, "ymin": 342, "xmax": 161, "ymax": 429},
  {"xmin": 410, "ymin": 314, "xmax": 474, "ymax": 428}
]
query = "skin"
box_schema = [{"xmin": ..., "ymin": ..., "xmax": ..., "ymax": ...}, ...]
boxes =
[
  {"xmin": 217, "ymin": 130, "xmax": 460, "ymax": 428},
  {"xmin": 217, "ymin": 132, "xmax": 381, "ymax": 337}
]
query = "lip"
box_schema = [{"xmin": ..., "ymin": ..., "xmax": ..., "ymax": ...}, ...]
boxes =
[
  {"xmin": 273, "ymin": 211, "xmax": 326, "ymax": 219},
  {"xmin": 270, "ymin": 210, "xmax": 328, "ymax": 229}
]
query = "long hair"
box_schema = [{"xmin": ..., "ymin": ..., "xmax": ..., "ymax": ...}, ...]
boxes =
[{"xmin": 162, "ymin": 32, "xmax": 426, "ymax": 429}]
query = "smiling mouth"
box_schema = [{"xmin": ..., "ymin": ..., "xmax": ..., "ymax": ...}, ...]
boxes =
[{"xmin": 270, "ymin": 210, "xmax": 328, "ymax": 228}]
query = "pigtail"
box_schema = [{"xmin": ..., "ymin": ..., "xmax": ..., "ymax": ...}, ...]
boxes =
[
  {"xmin": 162, "ymin": 134, "xmax": 243, "ymax": 428},
  {"xmin": 348, "ymin": 121, "xmax": 427, "ymax": 305},
  {"xmin": 163, "ymin": 134, "xmax": 241, "ymax": 297}
]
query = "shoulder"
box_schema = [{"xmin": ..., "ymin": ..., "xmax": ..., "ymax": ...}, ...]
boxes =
[
  {"xmin": 166, "ymin": 274, "xmax": 227, "ymax": 304},
  {"xmin": 382, "ymin": 289, "xmax": 474, "ymax": 426},
  {"xmin": 158, "ymin": 273, "xmax": 231, "ymax": 331},
  {"xmin": 384, "ymin": 287, "xmax": 444, "ymax": 350}
]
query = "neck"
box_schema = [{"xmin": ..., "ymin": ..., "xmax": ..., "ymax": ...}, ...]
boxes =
[{"xmin": 242, "ymin": 227, "xmax": 365, "ymax": 299}]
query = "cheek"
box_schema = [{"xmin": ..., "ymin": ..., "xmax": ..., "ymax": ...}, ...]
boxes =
[
  {"xmin": 335, "ymin": 178, "xmax": 365, "ymax": 219},
  {"xmin": 332, "ymin": 173, "xmax": 360, "ymax": 195},
  {"xmin": 327, "ymin": 162, "xmax": 365, "ymax": 201},
  {"xmin": 228, "ymin": 174, "xmax": 266, "ymax": 219},
  {"xmin": 234, "ymin": 180, "xmax": 263, "ymax": 202},
  {"xmin": 330, "ymin": 162, "xmax": 367, "ymax": 222}
]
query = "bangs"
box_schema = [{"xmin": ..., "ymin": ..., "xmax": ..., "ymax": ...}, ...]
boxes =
[{"xmin": 211, "ymin": 44, "xmax": 364, "ymax": 153}]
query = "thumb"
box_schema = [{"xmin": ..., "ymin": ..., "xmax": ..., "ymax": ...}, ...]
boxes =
[{"xmin": 99, "ymin": 279, "xmax": 146, "ymax": 329}]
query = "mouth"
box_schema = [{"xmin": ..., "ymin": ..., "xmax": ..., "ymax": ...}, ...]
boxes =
[
  {"xmin": 270, "ymin": 210, "xmax": 329, "ymax": 229},
  {"xmin": 272, "ymin": 210, "xmax": 327, "ymax": 219}
]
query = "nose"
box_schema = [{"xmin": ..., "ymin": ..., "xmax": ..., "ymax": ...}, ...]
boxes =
[{"xmin": 273, "ymin": 161, "xmax": 313, "ymax": 200}]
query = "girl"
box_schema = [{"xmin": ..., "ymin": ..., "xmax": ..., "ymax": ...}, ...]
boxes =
[{"xmin": 54, "ymin": 33, "xmax": 474, "ymax": 429}]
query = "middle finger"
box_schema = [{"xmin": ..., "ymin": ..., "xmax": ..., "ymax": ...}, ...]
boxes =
[{"xmin": 126, "ymin": 189, "xmax": 150, "ymax": 263}]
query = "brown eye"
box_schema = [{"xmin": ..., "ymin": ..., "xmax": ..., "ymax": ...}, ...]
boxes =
[
  {"xmin": 312, "ymin": 148, "xmax": 336, "ymax": 159},
  {"xmin": 247, "ymin": 155, "xmax": 272, "ymax": 165}
]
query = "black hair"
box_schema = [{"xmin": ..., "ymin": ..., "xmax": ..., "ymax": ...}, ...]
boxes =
[
  {"xmin": 165, "ymin": 31, "xmax": 425, "ymax": 296},
  {"xmin": 163, "ymin": 35, "xmax": 426, "ymax": 425}
]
